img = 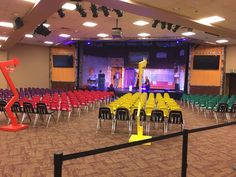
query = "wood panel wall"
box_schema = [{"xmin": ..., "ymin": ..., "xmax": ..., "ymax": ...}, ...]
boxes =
[
  {"xmin": 50, "ymin": 46, "xmax": 76, "ymax": 82},
  {"xmin": 189, "ymin": 45, "xmax": 224, "ymax": 94}
]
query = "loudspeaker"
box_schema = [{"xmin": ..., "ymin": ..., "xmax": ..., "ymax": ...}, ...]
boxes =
[
  {"xmin": 34, "ymin": 24, "xmax": 51, "ymax": 36},
  {"xmin": 15, "ymin": 17, "xmax": 24, "ymax": 29}
]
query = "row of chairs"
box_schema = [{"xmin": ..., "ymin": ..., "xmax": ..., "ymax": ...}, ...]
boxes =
[
  {"xmin": 181, "ymin": 93, "xmax": 236, "ymax": 123},
  {"xmin": 97, "ymin": 107, "xmax": 184, "ymax": 135},
  {"xmin": 1, "ymin": 100, "xmax": 54, "ymax": 127},
  {"xmin": 0, "ymin": 90, "xmax": 114, "ymax": 127}
]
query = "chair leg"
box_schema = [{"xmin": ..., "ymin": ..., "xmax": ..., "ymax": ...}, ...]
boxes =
[
  {"xmin": 128, "ymin": 120, "xmax": 133, "ymax": 135},
  {"xmin": 15, "ymin": 112, "xmax": 19, "ymax": 121},
  {"xmin": 146, "ymin": 120, "xmax": 151, "ymax": 135},
  {"xmin": 226, "ymin": 113, "xmax": 230, "ymax": 122},
  {"xmin": 7, "ymin": 118, "xmax": 11, "ymax": 124},
  {"xmin": 214, "ymin": 112, "xmax": 218, "ymax": 124},
  {"xmin": 46, "ymin": 115, "xmax": 52, "ymax": 128},
  {"xmin": 164, "ymin": 122, "xmax": 167, "ymax": 134},
  {"xmin": 21, "ymin": 113, "xmax": 26, "ymax": 123},
  {"xmin": 112, "ymin": 119, "xmax": 116, "ymax": 134},
  {"xmin": 57, "ymin": 111, "xmax": 61, "ymax": 122},
  {"xmin": 67, "ymin": 111, "xmax": 72, "ymax": 121},
  {"xmin": 33, "ymin": 114, "xmax": 39, "ymax": 127},
  {"xmin": 78, "ymin": 108, "xmax": 81, "ymax": 118},
  {"xmin": 3, "ymin": 111, "xmax": 8, "ymax": 120},
  {"xmin": 96, "ymin": 119, "xmax": 101, "ymax": 133}
]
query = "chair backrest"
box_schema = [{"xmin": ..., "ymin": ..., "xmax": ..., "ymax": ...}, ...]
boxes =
[
  {"xmin": 132, "ymin": 109, "xmax": 146, "ymax": 121},
  {"xmin": 0, "ymin": 100, "xmax": 7, "ymax": 111},
  {"xmin": 11, "ymin": 102, "xmax": 21, "ymax": 112},
  {"xmin": 231, "ymin": 103, "xmax": 236, "ymax": 113},
  {"xmin": 23, "ymin": 102, "xmax": 35, "ymax": 113},
  {"xmin": 115, "ymin": 107, "xmax": 130, "ymax": 121},
  {"xmin": 36, "ymin": 103, "xmax": 48, "ymax": 114},
  {"xmin": 168, "ymin": 110, "xmax": 183, "ymax": 124},
  {"xmin": 151, "ymin": 109, "xmax": 164, "ymax": 123},
  {"xmin": 217, "ymin": 103, "xmax": 228, "ymax": 112},
  {"xmin": 99, "ymin": 107, "xmax": 112, "ymax": 120}
]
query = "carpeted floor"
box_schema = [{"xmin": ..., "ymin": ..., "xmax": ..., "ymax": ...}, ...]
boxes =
[{"xmin": 0, "ymin": 103, "xmax": 235, "ymax": 177}]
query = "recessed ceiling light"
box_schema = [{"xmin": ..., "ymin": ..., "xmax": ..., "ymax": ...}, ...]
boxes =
[
  {"xmin": 23, "ymin": 0, "xmax": 40, "ymax": 3},
  {"xmin": 97, "ymin": 33, "xmax": 109, "ymax": 37},
  {"xmin": 205, "ymin": 41, "xmax": 216, "ymax": 45},
  {"xmin": 44, "ymin": 41, "xmax": 53, "ymax": 44},
  {"xmin": 120, "ymin": 0, "xmax": 132, "ymax": 2},
  {"xmin": 216, "ymin": 39, "xmax": 228, "ymax": 43},
  {"xmin": 62, "ymin": 3, "xmax": 76, "ymax": 11},
  {"xmin": 0, "ymin": 36, "xmax": 8, "ymax": 41},
  {"xmin": 137, "ymin": 33, "xmax": 150, "ymax": 37},
  {"xmin": 25, "ymin": 34, "xmax": 33, "ymax": 38},
  {"xmin": 196, "ymin": 16, "xmax": 225, "ymax": 25},
  {"xmin": 181, "ymin": 32, "xmax": 196, "ymax": 36},
  {"xmin": 133, "ymin": 20, "xmax": 149, "ymax": 26},
  {"xmin": 83, "ymin": 22, "xmax": 97, "ymax": 27},
  {"xmin": 0, "ymin": 22, "xmax": 14, "ymax": 28},
  {"xmin": 43, "ymin": 23, "xmax": 50, "ymax": 28},
  {"xmin": 59, "ymin": 33, "xmax": 71, "ymax": 38}
]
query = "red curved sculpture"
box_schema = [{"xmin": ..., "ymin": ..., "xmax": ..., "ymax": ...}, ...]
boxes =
[{"xmin": 0, "ymin": 58, "xmax": 28, "ymax": 131}]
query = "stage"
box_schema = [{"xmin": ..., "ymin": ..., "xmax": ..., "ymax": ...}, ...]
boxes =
[{"xmin": 114, "ymin": 88, "xmax": 184, "ymax": 100}]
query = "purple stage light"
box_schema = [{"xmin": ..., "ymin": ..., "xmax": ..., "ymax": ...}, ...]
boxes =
[{"xmin": 63, "ymin": 40, "xmax": 76, "ymax": 45}]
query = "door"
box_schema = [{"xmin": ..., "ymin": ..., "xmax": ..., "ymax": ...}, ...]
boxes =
[{"xmin": 111, "ymin": 67, "xmax": 122, "ymax": 88}]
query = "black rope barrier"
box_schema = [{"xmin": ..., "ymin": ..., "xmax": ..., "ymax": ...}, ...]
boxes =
[{"xmin": 54, "ymin": 121, "xmax": 236, "ymax": 177}]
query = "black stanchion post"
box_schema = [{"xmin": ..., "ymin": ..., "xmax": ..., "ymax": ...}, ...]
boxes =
[
  {"xmin": 54, "ymin": 152, "xmax": 63, "ymax": 177},
  {"xmin": 181, "ymin": 129, "xmax": 189, "ymax": 177}
]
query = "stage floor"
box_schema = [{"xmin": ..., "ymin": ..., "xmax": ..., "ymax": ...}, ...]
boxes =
[{"xmin": 114, "ymin": 88, "xmax": 183, "ymax": 100}]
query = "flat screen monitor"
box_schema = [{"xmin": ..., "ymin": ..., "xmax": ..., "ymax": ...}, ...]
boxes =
[
  {"xmin": 53, "ymin": 55, "xmax": 73, "ymax": 68},
  {"xmin": 193, "ymin": 55, "xmax": 220, "ymax": 70}
]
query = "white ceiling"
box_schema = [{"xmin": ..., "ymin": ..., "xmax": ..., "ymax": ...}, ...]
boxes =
[
  {"xmin": 0, "ymin": 0, "xmax": 34, "ymax": 42},
  {"xmin": 1, "ymin": 0, "xmax": 236, "ymax": 49},
  {"xmin": 135, "ymin": 0, "xmax": 236, "ymax": 31}
]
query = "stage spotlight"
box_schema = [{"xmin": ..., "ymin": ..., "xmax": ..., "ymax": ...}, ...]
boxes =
[
  {"xmin": 172, "ymin": 25, "xmax": 180, "ymax": 32},
  {"xmin": 113, "ymin": 9, "xmax": 123, "ymax": 17},
  {"xmin": 101, "ymin": 6, "xmax": 109, "ymax": 17},
  {"xmin": 167, "ymin": 23, "xmax": 173, "ymax": 30},
  {"xmin": 76, "ymin": 3, "xmax": 87, "ymax": 17},
  {"xmin": 152, "ymin": 20, "xmax": 160, "ymax": 28},
  {"xmin": 15, "ymin": 17, "xmax": 24, "ymax": 29},
  {"xmin": 34, "ymin": 24, "xmax": 51, "ymax": 36},
  {"xmin": 57, "ymin": 9, "xmax": 65, "ymax": 18},
  {"xmin": 161, "ymin": 22, "xmax": 166, "ymax": 29},
  {"xmin": 90, "ymin": 3, "xmax": 98, "ymax": 17}
]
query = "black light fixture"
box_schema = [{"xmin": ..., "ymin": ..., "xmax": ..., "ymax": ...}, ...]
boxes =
[
  {"xmin": 172, "ymin": 25, "xmax": 180, "ymax": 32},
  {"xmin": 76, "ymin": 3, "xmax": 87, "ymax": 17},
  {"xmin": 15, "ymin": 17, "xmax": 24, "ymax": 29},
  {"xmin": 90, "ymin": 3, "xmax": 98, "ymax": 17},
  {"xmin": 152, "ymin": 20, "xmax": 160, "ymax": 28},
  {"xmin": 57, "ymin": 9, "xmax": 65, "ymax": 18},
  {"xmin": 101, "ymin": 6, "xmax": 109, "ymax": 17},
  {"xmin": 161, "ymin": 21, "xmax": 166, "ymax": 29},
  {"xmin": 113, "ymin": 9, "xmax": 123, "ymax": 17},
  {"xmin": 34, "ymin": 24, "xmax": 51, "ymax": 36},
  {"xmin": 167, "ymin": 23, "xmax": 173, "ymax": 30}
]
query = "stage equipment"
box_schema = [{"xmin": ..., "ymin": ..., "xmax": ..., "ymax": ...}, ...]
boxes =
[
  {"xmin": 129, "ymin": 59, "xmax": 152, "ymax": 145},
  {"xmin": 0, "ymin": 59, "xmax": 29, "ymax": 131}
]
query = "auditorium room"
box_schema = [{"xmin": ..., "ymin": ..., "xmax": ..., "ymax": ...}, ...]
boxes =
[{"xmin": 0, "ymin": 0, "xmax": 236, "ymax": 177}]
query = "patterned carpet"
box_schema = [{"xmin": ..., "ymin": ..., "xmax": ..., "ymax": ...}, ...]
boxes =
[{"xmin": 0, "ymin": 103, "xmax": 236, "ymax": 177}]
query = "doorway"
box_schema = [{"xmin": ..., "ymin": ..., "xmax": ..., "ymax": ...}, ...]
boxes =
[{"xmin": 111, "ymin": 67, "xmax": 122, "ymax": 88}]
